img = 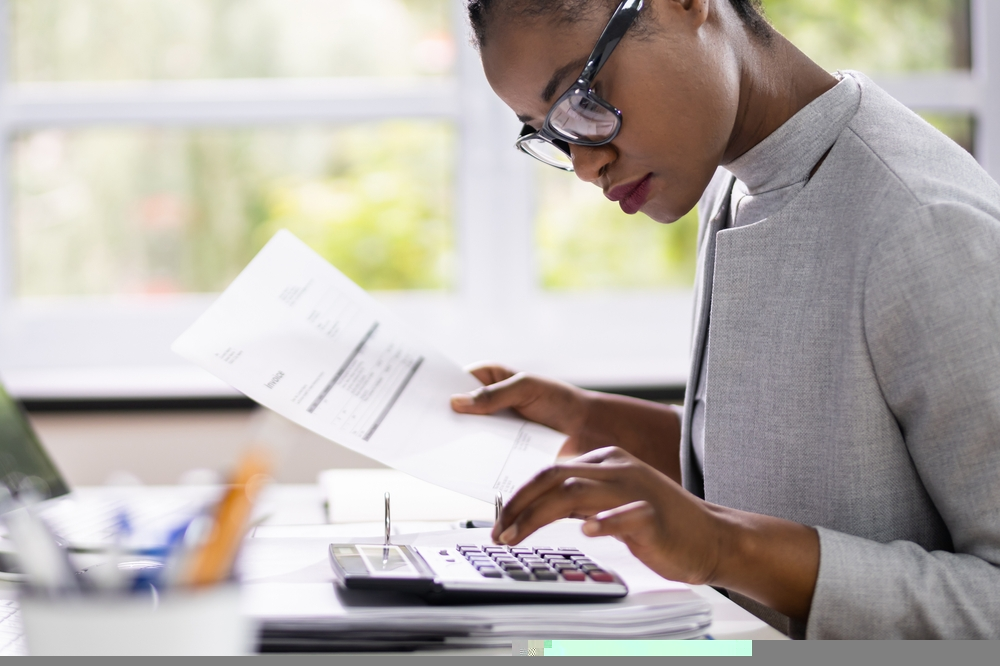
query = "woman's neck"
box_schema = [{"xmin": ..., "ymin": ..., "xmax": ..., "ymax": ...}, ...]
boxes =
[{"xmin": 722, "ymin": 33, "xmax": 838, "ymax": 166}]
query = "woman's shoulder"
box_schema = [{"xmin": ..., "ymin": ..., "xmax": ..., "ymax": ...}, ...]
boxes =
[{"xmin": 841, "ymin": 71, "xmax": 1000, "ymax": 218}]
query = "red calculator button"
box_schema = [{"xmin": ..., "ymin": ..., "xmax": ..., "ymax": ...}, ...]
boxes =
[
  {"xmin": 561, "ymin": 570, "xmax": 586, "ymax": 582},
  {"xmin": 588, "ymin": 570, "xmax": 615, "ymax": 583}
]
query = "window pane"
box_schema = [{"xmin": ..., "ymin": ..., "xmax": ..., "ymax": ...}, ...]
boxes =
[
  {"xmin": 762, "ymin": 0, "xmax": 970, "ymax": 73},
  {"xmin": 14, "ymin": 122, "xmax": 455, "ymax": 296},
  {"xmin": 535, "ymin": 167, "xmax": 698, "ymax": 291},
  {"xmin": 11, "ymin": 0, "xmax": 454, "ymax": 81}
]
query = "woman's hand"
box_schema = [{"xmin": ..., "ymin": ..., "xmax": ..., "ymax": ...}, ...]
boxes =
[
  {"xmin": 492, "ymin": 446, "xmax": 727, "ymax": 586},
  {"xmin": 449, "ymin": 362, "xmax": 598, "ymax": 459},
  {"xmin": 450, "ymin": 362, "xmax": 683, "ymax": 479},
  {"xmin": 493, "ymin": 446, "xmax": 821, "ymax": 621}
]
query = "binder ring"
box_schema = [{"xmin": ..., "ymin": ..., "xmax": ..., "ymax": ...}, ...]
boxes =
[{"xmin": 384, "ymin": 492, "xmax": 391, "ymax": 546}]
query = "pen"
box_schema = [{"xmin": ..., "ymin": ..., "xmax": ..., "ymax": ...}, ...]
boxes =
[{"xmin": 0, "ymin": 486, "xmax": 79, "ymax": 594}]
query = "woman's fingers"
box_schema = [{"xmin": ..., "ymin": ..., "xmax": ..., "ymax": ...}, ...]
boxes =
[
  {"xmin": 463, "ymin": 362, "xmax": 518, "ymax": 386},
  {"xmin": 450, "ymin": 372, "xmax": 535, "ymax": 414},
  {"xmin": 492, "ymin": 455, "xmax": 635, "ymax": 539},
  {"xmin": 582, "ymin": 500, "xmax": 656, "ymax": 541},
  {"xmin": 495, "ymin": 476, "xmax": 634, "ymax": 545}
]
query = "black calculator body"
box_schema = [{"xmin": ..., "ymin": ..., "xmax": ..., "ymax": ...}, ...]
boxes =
[{"xmin": 328, "ymin": 543, "xmax": 628, "ymax": 603}]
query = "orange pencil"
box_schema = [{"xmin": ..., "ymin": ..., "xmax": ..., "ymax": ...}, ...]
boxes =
[{"xmin": 184, "ymin": 448, "xmax": 271, "ymax": 587}]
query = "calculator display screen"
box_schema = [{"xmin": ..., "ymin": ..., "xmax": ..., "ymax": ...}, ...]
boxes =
[{"xmin": 357, "ymin": 545, "xmax": 417, "ymax": 575}]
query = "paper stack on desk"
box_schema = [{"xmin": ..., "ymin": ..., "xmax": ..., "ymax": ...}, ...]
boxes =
[
  {"xmin": 240, "ymin": 521, "xmax": 712, "ymax": 650},
  {"xmin": 258, "ymin": 590, "xmax": 711, "ymax": 651},
  {"xmin": 173, "ymin": 230, "xmax": 567, "ymax": 503}
]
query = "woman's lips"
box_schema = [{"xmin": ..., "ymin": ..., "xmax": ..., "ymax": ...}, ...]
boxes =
[{"xmin": 606, "ymin": 174, "xmax": 652, "ymax": 215}]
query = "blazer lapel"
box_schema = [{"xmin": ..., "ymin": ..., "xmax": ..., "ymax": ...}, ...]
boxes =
[{"xmin": 679, "ymin": 175, "xmax": 735, "ymax": 497}]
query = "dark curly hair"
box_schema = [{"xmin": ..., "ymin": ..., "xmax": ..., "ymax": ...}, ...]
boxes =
[{"xmin": 467, "ymin": 0, "xmax": 772, "ymax": 49}]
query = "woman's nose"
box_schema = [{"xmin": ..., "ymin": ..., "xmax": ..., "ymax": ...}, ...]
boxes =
[{"xmin": 569, "ymin": 143, "xmax": 616, "ymax": 184}]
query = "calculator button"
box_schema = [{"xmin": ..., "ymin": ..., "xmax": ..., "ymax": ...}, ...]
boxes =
[
  {"xmin": 507, "ymin": 570, "xmax": 532, "ymax": 581},
  {"xmin": 479, "ymin": 569, "xmax": 503, "ymax": 578},
  {"xmin": 558, "ymin": 547, "xmax": 582, "ymax": 552},
  {"xmin": 551, "ymin": 561, "xmax": 577, "ymax": 569},
  {"xmin": 501, "ymin": 563, "xmax": 526, "ymax": 571},
  {"xmin": 579, "ymin": 564, "xmax": 601, "ymax": 571},
  {"xmin": 510, "ymin": 547, "xmax": 533, "ymax": 554},
  {"xmin": 561, "ymin": 571, "xmax": 587, "ymax": 581},
  {"xmin": 533, "ymin": 570, "xmax": 559, "ymax": 581},
  {"xmin": 483, "ymin": 546, "xmax": 506, "ymax": 553},
  {"xmin": 588, "ymin": 570, "xmax": 615, "ymax": 583}
]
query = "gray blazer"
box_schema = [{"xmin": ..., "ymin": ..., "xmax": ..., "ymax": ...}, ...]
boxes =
[{"xmin": 681, "ymin": 73, "xmax": 1000, "ymax": 638}]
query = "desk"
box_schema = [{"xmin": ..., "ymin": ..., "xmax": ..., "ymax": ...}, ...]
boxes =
[
  {"xmin": 252, "ymin": 483, "xmax": 787, "ymax": 643},
  {"xmin": 0, "ymin": 483, "xmax": 786, "ymax": 654}
]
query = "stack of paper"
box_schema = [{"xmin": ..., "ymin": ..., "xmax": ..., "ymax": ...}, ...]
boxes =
[
  {"xmin": 240, "ymin": 521, "xmax": 712, "ymax": 650},
  {"xmin": 259, "ymin": 591, "xmax": 711, "ymax": 651}
]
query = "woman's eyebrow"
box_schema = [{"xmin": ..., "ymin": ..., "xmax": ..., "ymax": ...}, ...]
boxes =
[{"xmin": 542, "ymin": 56, "xmax": 589, "ymax": 102}]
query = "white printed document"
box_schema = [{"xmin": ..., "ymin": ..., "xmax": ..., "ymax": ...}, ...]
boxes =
[{"xmin": 173, "ymin": 230, "xmax": 566, "ymax": 502}]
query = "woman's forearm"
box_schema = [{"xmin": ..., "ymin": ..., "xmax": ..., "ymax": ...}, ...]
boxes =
[{"xmin": 578, "ymin": 391, "xmax": 683, "ymax": 483}]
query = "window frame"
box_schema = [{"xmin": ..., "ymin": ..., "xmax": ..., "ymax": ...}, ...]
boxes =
[{"xmin": 0, "ymin": 0, "xmax": 996, "ymax": 400}]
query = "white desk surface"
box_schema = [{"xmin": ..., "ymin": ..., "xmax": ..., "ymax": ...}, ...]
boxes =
[
  {"xmin": 252, "ymin": 483, "xmax": 787, "ymax": 642},
  {"xmin": 0, "ymin": 483, "xmax": 787, "ymax": 648}
]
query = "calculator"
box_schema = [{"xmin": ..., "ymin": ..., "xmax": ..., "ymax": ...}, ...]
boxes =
[{"xmin": 328, "ymin": 543, "xmax": 628, "ymax": 602}]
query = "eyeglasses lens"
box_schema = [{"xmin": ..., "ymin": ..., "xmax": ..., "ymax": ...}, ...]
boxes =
[
  {"xmin": 520, "ymin": 137, "xmax": 574, "ymax": 170},
  {"xmin": 548, "ymin": 90, "xmax": 619, "ymax": 142}
]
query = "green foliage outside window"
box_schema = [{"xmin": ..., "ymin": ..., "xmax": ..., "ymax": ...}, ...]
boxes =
[
  {"xmin": 14, "ymin": 123, "xmax": 454, "ymax": 296},
  {"xmin": 9, "ymin": 0, "xmax": 976, "ymax": 296},
  {"xmin": 11, "ymin": 0, "xmax": 454, "ymax": 80}
]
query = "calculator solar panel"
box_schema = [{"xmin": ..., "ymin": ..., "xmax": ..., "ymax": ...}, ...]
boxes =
[{"xmin": 328, "ymin": 543, "xmax": 627, "ymax": 602}]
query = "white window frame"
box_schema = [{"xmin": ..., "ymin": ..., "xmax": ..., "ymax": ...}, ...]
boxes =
[{"xmin": 0, "ymin": 0, "xmax": 996, "ymax": 400}]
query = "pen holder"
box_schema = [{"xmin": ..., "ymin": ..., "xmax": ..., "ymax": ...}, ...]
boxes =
[{"xmin": 18, "ymin": 584, "xmax": 254, "ymax": 655}]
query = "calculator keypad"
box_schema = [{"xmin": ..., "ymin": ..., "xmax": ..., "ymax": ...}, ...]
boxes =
[{"xmin": 455, "ymin": 545, "xmax": 615, "ymax": 583}]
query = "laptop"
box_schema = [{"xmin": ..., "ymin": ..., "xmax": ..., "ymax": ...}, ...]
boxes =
[{"xmin": 0, "ymin": 380, "xmax": 221, "ymax": 557}]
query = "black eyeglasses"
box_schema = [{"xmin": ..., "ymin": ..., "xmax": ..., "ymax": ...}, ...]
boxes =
[{"xmin": 515, "ymin": 0, "xmax": 644, "ymax": 171}]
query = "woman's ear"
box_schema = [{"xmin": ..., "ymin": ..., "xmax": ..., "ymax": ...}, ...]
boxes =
[{"xmin": 652, "ymin": 0, "xmax": 712, "ymax": 33}]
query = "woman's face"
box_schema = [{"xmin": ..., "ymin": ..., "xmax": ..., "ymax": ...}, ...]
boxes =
[{"xmin": 481, "ymin": 0, "xmax": 740, "ymax": 223}]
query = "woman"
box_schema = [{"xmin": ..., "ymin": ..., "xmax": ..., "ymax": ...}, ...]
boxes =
[{"xmin": 450, "ymin": 0, "xmax": 1000, "ymax": 639}]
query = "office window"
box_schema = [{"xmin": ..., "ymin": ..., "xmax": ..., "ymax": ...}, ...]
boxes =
[
  {"xmin": 0, "ymin": 0, "xmax": 997, "ymax": 396},
  {"xmin": 763, "ymin": 0, "xmax": 971, "ymax": 73},
  {"xmin": 11, "ymin": 0, "xmax": 454, "ymax": 80},
  {"xmin": 14, "ymin": 122, "xmax": 455, "ymax": 296}
]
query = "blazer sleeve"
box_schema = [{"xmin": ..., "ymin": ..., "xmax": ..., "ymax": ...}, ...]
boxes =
[{"xmin": 806, "ymin": 201, "xmax": 1000, "ymax": 638}]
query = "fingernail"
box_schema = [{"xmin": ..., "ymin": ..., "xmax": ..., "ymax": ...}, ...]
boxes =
[
  {"xmin": 582, "ymin": 520, "xmax": 600, "ymax": 536},
  {"xmin": 450, "ymin": 394, "xmax": 474, "ymax": 407},
  {"xmin": 498, "ymin": 525, "xmax": 518, "ymax": 544}
]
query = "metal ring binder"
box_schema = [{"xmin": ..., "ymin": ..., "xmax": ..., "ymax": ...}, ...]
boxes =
[{"xmin": 384, "ymin": 492, "xmax": 391, "ymax": 546}]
